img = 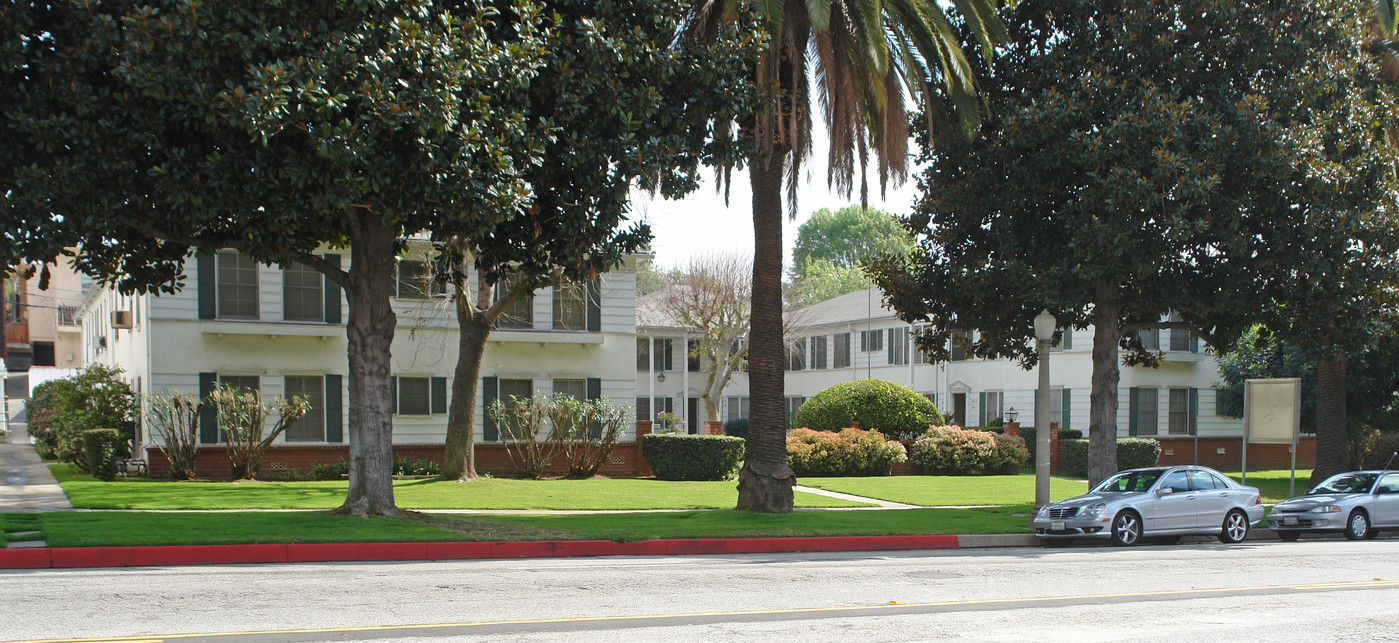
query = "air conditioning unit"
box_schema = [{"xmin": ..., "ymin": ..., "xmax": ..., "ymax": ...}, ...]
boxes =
[{"xmin": 111, "ymin": 310, "xmax": 133, "ymax": 329}]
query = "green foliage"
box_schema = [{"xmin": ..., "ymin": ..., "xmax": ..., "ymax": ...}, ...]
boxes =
[
  {"xmin": 80, "ymin": 429, "xmax": 121, "ymax": 482},
  {"xmin": 1361, "ymin": 434, "xmax": 1399, "ymax": 469},
  {"xmin": 208, "ymin": 384, "xmax": 310, "ymax": 481},
  {"xmin": 723, "ymin": 418, "xmax": 749, "ymax": 441},
  {"xmin": 23, "ymin": 365, "xmax": 136, "ymax": 471},
  {"xmin": 393, "ymin": 459, "xmax": 442, "ymax": 477},
  {"xmin": 146, "ymin": 389, "xmax": 203, "ymax": 481},
  {"xmin": 641, "ymin": 434, "xmax": 745, "ymax": 481},
  {"xmin": 1016, "ymin": 427, "xmax": 1083, "ymax": 450},
  {"xmin": 487, "ymin": 394, "xmax": 629, "ymax": 479},
  {"xmin": 1061, "ymin": 439, "xmax": 1162, "ymax": 477},
  {"xmin": 310, "ymin": 461, "xmax": 350, "ymax": 481},
  {"xmin": 909, "ymin": 426, "xmax": 1029, "ymax": 475},
  {"xmin": 793, "ymin": 379, "xmax": 945, "ymax": 441},
  {"xmin": 787, "ymin": 206, "xmax": 915, "ymax": 306},
  {"xmin": 785, "ymin": 428, "xmax": 908, "ymax": 476}
]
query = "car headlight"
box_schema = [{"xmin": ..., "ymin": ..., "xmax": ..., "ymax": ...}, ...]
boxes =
[
  {"xmin": 1310, "ymin": 505, "xmax": 1341, "ymax": 514},
  {"xmin": 1037, "ymin": 505, "xmax": 1050, "ymax": 518},
  {"xmin": 1081, "ymin": 503, "xmax": 1107, "ymax": 517}
]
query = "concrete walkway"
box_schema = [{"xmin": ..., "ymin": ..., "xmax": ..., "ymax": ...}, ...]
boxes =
[
  {"xmin": 792, "ymin": 484, "xmax": 919, "ymax": 509},
  {"xmin": 0, "ymin": 438, "xmax": 73, "ymax": 513}
]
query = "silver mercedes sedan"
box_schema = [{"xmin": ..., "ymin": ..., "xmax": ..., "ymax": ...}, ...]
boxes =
[
  {"xmin": 1266, "ymin": 470, "xmax": 1399, "ymax": 541},
  {"xmin": 1032, "ymin": 466, "xmax": 1264, "ymax": 545}
]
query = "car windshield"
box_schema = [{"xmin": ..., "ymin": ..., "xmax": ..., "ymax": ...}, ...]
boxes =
[
  {"xmin": 1092, "ymin": 470, "xmax": 1163, "ymax": 493},
  {"xmin": 1309, "ymin": 473, "xmax": 1377, "ymax": 495}
]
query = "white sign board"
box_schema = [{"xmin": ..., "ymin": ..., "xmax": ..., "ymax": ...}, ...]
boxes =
[{"xmin": 1244, "ymin": 378, "xmax": 1301, "ymax": 445}]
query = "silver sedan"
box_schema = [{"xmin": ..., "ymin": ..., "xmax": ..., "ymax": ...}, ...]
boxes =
[
  {"xmin": 1267, "ymin": 470, "xmax": 1399, "ymax": 541},
  {"xmin": 1032, "ymin": 466, "xmax": 1265, "ymax": 546}
]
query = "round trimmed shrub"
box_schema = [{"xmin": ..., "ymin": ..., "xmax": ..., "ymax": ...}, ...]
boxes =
[
  {"xmin": 909, "ymin": 425, "xmax": 1028, "ymax": 475},
  {"xmin": 642, "ymin": 434, "xmax": 745, "ymax": 481},
  {"xmin": 786, "ymin": 427, "xmax": 907, "ymax": 476},
  {"xmin": 81, "ymin": 428, "xmax": 121, "ymax": 482},
  {"xmin": 792, "ymin": 379, "xmax": 945, "ymax": 440}
]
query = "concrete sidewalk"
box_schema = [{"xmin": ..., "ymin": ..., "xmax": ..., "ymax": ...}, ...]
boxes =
[{"xmin": 0, "ymin": 438, "xmax": 73, "ymax": 513}]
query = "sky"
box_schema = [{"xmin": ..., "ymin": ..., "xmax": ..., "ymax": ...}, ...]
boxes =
[{"xmin": 630, "ymin": 127, "xmax": 922, "ymax": 273}]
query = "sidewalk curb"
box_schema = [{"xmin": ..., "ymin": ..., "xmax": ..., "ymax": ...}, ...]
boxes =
[{"xmin": 0, "ymin": 534, "xmax": 1047, "ymax": 569}]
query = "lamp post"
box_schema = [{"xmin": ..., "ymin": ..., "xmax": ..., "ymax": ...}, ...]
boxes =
[{"xmin": 1034, "ymin": 309, "xmax": 1056, "ymax": 509}]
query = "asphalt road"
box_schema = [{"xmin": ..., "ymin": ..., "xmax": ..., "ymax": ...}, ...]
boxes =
[{"xmin": 4, "ymin": 538, "xmax": 1399, "ymax": 642}]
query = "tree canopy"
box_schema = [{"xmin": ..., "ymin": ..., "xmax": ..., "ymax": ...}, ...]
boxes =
[
  {"xmin": 2, "ymin": 0, "xmax": 547, "ymax": 514},
  {"xmin": 786, "ymin": 205, "xmax": 912, "ymax": 307},
  {"xmin": 871, "ymin": 0, "xmax": 1399, "ymax": 484}
]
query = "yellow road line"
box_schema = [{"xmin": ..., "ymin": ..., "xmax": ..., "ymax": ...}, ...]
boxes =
[{"xmin": 12, "ymin": 579, "xmax": 1398, "ymax": 643}]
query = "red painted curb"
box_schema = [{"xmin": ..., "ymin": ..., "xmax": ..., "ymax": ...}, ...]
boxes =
[{"xmin": 1, "ymin": 534, "xmax": 967, "ymax": 569}]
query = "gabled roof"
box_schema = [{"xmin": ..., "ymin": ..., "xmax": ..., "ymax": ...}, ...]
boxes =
[{"xmin": 793, "ymin": 287, "xmax": 902, "ymax": 328}]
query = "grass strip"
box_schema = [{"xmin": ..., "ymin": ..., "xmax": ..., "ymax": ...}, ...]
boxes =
[
  {"xmin": 49, "ymin": 466, "xmax": 868, "ymax": 510},
  {"xmin": 30, "ymin": 507, "xmax": 1030, "ymax": 548},
  {"xmin": 800, "ymin": 475, "xmax": 1088, "ymax": 506},
  {"xmin": 1, "ymin": 514, "xmax": 46, "ymax": 546}
]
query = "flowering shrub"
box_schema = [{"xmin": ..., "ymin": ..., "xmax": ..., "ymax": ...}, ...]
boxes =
[
  {"xmin": 786, "ymin": 427, "xmax": 907, "ymax": 477},
  {"xmin": 910, "ymin": 425, "xmax": 1029, "ymax": 475}
]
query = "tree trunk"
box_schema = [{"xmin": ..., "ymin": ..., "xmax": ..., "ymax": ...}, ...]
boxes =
[
  {"xmin": 1311, "ymin": 355, "xmax": 1348, "ymax": 486},
  {"xmin": 1088, "ymin": 289, "xmax": 1121, "ymax": 487},
  {"xmin": 443, "ymin": 277, "xmax": 490, "ymax": 481},
  {"xmin": 335, "ymin": 211, "xmax": 400, "ymax": 517},
  {"xmin": 736, "ymin": 156, "xmax": 794, "ymax": 513}
]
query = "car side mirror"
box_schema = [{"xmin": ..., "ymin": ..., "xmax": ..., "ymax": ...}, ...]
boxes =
[
  {"xmin": 1378, "ymin": 486, "xmax": 1395, "ymax": 495},
  {"xmin": 1156, "ymin": 487, "xmax": 1173, "ymax": 497}
]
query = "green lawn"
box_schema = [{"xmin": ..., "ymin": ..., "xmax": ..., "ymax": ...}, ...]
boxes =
[
  {"xmin": 49, "ymin": 466, "xmax": 868, "ymax": 510},
  {"xmin": 800, "ymin": 475, "xmax": 1089, "ymax": 506},
  {"xmin": 13, "ymin": 506, "xmax": 1030, "ymax": 548},
  {"xmin": 1218, "ymin": 469, "xmax": 1313, "ymax": 504}
]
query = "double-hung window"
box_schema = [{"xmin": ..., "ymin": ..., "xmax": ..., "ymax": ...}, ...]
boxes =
[
  {"xmin": 950, "ymin": 330, "xmax": 972, "ymax": 361},
  {"xmin": 726, "ymin": 396, "xmax": 750, "ymax": 422},
  {"xmin": 282, "ymin": 264, "xmax": 322, "ymax": 322},
  {"xmin": 396, "ymin": 260, "xmax": 431, "ymax": 300},
  {"xmin": 496, "ymin": 271, "xmax": 534, "ymax": 329},
  {"xmin": 811, "ymin": 336, "xmax": 827, "ymax": 370},
  {"xmin": 861, "ymin": 329, "xmax": 883, "ymax": 352},
  {"xmin": 284, "ymin": 376, "xmax": 326, "ymax": 441},
  {"xmin": 888, "ymin": 327, "xmax": 909, "ymax": 366},
  {"xmin": 217, "ymin": 253, "xmax": 259, "ymax": 319},
  {"xmin": 979, "ymin": 391, "xmax": 1003, "ymax": 426},
  {"xmin": 788, "ymin": 337, "xmax": 807, "ymax": 371},
  {"xmin": 396, "ymin": 376, "xmax": 431, "ymax": 416},
  {"xmin": 833, "ymin": 333, "xmax": 851, "ymax": 368},
  {"xmin": 1131, "ymin": 388, "xmax": 1160, "ymax": 436},
  {"xmin": 552, "ymin": 281, "xmax": 587, "ymax": 330}
]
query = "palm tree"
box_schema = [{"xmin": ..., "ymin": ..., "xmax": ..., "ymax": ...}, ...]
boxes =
[{"xmin": 683, "ymin": 0, "xmax": 1003, "ymax": 512}]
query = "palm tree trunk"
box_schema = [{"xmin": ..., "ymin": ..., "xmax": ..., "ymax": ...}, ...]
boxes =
[
  {"xmin": 1311, "ymin": 355, "xmax": 1348, "ymax": 486},
  {"xmin": 736, "ymin": 156, "xmax": 795, "ymax": 513}
]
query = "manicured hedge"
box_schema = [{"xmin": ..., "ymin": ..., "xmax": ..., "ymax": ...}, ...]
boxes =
[
  {"xmin": 641, "ymin": 434, "xmax": 745, "ymax": 481},
  {"xmin": 909, "ymin": 426, "xmax": 1029, "ymax": 475},
  {"xmin": 1017, "ymin": 426, "xmax": 1082, "ymax": 449},
  {"xmin": 724, "ymin": 418, "xmax": 749, "ymax": 441},
  {"xmin": 786, "ymin": 427, "xmax": 907, "ymax": 476},
  {"xmin": 1060, "ymin": 438, "xmax": 1162, "ymax": 477},
  {"xmin": 792, "ymin": 379, "xmax": 945, "ymax": 440}
]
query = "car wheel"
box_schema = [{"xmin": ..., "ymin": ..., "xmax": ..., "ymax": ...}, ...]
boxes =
[
  {"xmin": 1344, "ymin": 510, "xmax": 1370, "ymax": 541},
  {"xmin": 1277, "ymin": 531, "xmax": 1301, "ymax": 542},
  {"xmin": 1219, "ymin": 510, "xmax": 1250, "ymax": 543},
  {"xmin": 1110, "ymin": 510, "xmax": 1142, "ymax": 546}
]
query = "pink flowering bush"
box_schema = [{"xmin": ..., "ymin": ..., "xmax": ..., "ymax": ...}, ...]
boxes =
[
  {"xmin": 910, "ymin": 425, "xmax": 1029, "ymax": 475},
  {"xmin": 786, "ymin": 427, "xmax": 907, "ymax": 477}
]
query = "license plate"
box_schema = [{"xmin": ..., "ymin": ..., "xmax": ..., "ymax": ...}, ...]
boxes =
[
  {"xmin": 1051, "ymin": 521, "xmax": 1065, "ymax": 531},
  {"xmin": 1283, "ymin": 516, "xmax": 1298, "ymax": 526}
]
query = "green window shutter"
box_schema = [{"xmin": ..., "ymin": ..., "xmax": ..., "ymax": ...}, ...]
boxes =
[
  {"xmin": 323, "ymin": 254, "xmax": 341, "ymax": 324},
  {"xmin": 198, "ymin": 372, "xmax": 218, "ymax": 443},
  {"xmin": 1061, "ymin": 389, "xmax": 1072, "ymax": 430},
  {"xmin": 979, "ymin": 392, "xmax": 988, "ymax": 426},
  {"xmin": 888, "ymin": 329, "xmax": 895, "ymax": 365},
  {"xmin": 1062, "ymin": 329, "xmax": 1072, "ymax": 350},
  {"xmin": 431, "ymin": 376, "xmax": 448, "ymax": 414},
  {"xmin": 1189, "ymin": 387, "xmax": 1199, "ymax": 436},
  {"xmin": 1191, "ymin": 336, "xmax": 1200, "ymax": 353},
  {"xmin": 1129, "ymin": 387, "xmax": 1140, "ymax": 437},
  {"xmin": 325, "ymin": 374, "xmax": 343, "ymax": 443},
  {"xmin": 586, "ymin": 278, "xmax": 601, "ymax": 332},
  {"xmin": 586, "ymin": 377, "xmax": 601, "ymax": 401},
  {"xmin": 390, "ymin": 376, "xmax": 398, "ymax": 415},
  {"xmin": 197, "ymin": 254, "xmax": 216, "ymax": 320},
  {"xmin": 483, "ymin": 376, "xmax": 499, "ymax": 441}
]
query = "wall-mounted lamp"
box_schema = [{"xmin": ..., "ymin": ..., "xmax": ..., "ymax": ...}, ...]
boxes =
[{"xmin": 657, "ymin": 372, "xmax": 666, "ymax": 383}]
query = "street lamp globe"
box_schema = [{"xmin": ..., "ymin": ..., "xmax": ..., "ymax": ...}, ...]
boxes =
[{"xmin": 1034, "ymin": 309, "xmax": 1056, "ymax": 340}]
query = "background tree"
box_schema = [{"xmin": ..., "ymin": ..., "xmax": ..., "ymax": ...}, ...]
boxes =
[
  {"xmin": 1, "ymin": 0, "xmax": 545, "ymax": 515},
  {"xmin": 433, "ymin": 0, "xmax": 760, "ymax": 481},
  {"xmin": 682, "ymin": 0, "xmax": 1003, "ymax": 513},
  {"xmin": 649, "ymin": 252, "xmax": 754, "ymax": 426},
  {"xmin": 787, "ymin": 205, "xmax": 915, "ymax": 306},
  {"xmin": 872, "ymin": 0, "xmax": 1398, "ymax": 485}
]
